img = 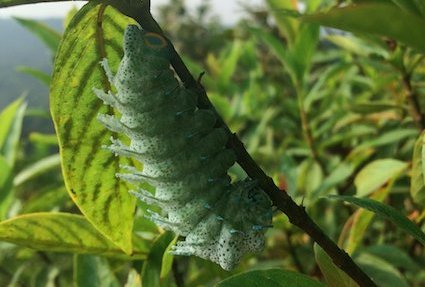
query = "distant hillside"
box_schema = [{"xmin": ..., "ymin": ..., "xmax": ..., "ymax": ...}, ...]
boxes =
[
  {"xmin": 0, "ymin": 18, "xmax": 62, "ymax": 110},
  {"xmin": 0, "ymin": 18, "xmax": 63, "ymax": 135}
]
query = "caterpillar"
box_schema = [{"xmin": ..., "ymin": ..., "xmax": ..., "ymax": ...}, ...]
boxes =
[{"xmin": 94, "ymin": 24, "xmax": 272, "ymax": 270}]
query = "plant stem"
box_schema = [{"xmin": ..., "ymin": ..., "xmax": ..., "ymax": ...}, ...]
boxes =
[
  {"xmin": 402, "ymin": 73, "xmax": 425, "ymax": 129},
  {"xmin": 109, "ymin": 3, "xmax": 377, "ymax": 286},
  {"xmin": 295, "ymin": 85, "xmax": 326, "ymax": 171}
]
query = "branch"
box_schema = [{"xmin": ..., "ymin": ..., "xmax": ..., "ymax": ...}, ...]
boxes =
[
  {"xmin": 108, "ymin": 2, "xmax": 377, "ymax": 286},
  {"xmin": 402, "ymin": 73, "xmax": 425, "ymax": 129}
]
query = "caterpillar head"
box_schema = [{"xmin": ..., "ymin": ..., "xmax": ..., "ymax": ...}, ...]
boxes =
[{"xmin": 124, "ymin": 25, "xmax": 171, "ymax": 61}]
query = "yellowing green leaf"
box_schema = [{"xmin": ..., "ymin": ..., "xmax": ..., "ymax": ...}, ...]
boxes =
[
  {"xmin": 0, "ymin": 212, "xmax": 149, "ymax": 258},
  {"xmin": 50, "ymin": 2, "xmax": 135, "ymax": 254},
  {"xmin": 354, "ymin": 159, "xmax": 408, "ymax": 197},
  {"xmin": 314, "ymin": 244, "xmax": 358, "ymax": 287},
  {"xmin": 410, "ymin": 131, "xmax": 425, "ymax": 206}
]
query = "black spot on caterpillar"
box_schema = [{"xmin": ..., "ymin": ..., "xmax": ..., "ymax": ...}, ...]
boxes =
[{"xmin": 94, "ymin": 24, "xmax": 272, "ymax": 270}]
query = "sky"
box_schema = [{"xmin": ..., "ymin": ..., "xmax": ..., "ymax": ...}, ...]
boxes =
[{"xmin": 0, "ymin": 0, "xmax": 264, "ymax": 24}]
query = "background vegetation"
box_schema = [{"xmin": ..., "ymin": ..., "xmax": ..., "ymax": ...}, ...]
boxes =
[{"xmin": 0, "ymin": 0, "xmax": 424, "ymax": 286}]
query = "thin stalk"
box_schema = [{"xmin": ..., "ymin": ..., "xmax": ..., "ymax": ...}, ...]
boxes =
[
  {"xmin": 402, "ymin": 73, "xmax": 425, "ymax": 129},
  {"xmin": 295, "ymin": 84, "xmax": 326, "ymax": 171}
]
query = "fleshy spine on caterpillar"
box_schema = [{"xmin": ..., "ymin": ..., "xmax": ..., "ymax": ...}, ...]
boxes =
[{"xmin": 94, "ymin": 24, "xmax": 272, "ymax": 270}]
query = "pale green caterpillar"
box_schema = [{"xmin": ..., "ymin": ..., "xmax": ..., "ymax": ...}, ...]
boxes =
[{"xmin": 94, "ymin": 24, "xmax": 272, "ymax": 270}]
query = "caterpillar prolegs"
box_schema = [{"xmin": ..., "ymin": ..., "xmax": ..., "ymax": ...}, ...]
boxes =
[{"xmin": 94, "ymin": 24, "xmax": 272, "ymax": 270}]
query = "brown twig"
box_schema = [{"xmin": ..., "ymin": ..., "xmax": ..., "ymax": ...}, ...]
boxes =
[
  {"xmin": 402, "ymin": 73, "xmax": 425, "ymax": 129},
  {"xmin": 108, "ymin": 1, "xmax": 377, "ymax": 286}
]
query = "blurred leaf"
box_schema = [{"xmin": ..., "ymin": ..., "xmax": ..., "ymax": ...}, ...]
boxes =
[
  {"xmin": 29, "ymin": 132, "xmax": 59, "ymax": 146},
  {"xmin": 160, "ymin": 235, "xmax": 178, "ymax": 281},
  {"xmin": 297, "ymin": 159, "xmax": 323, "ymax": 196},
  {"xmin": 0, "ymin": 155, "xmax": 13, "ymax": 220},
  {"xmin": 125, "ymin": 269, "xmax": 142, "ymax": 287},
  {"xmin": 365, "ymin": 244, "xmax": 420, "ymax": 272},
  {"xmin": 412, "ymin": 0, "xmax": 425, "ymax": 17},
  {"xmin": 345, "ymin": 187, "xmax": 391, "ymax": 254},
  {"xmin": 288, "ymin": 22, "xmax": 319, "ymax": 84},
  {"xmin": 312, "ymin": 148, "xmax": 374, "ymax": 200},
  {"xmin": 0, "ymin": 212, "xmax": 149, "ymax": 258},
  {"xmin": 302, "ymin": 3, "xmax": 425, "ymax": 52},
  {"xmin": 326, "ymin": 35, "xmax": 389, "ymax": 58},
  {"xmin": 266, "ymin": 0, "xmax": 299, "ymax": 44},
  {"xmin": 74, "ymin": 254, "xmax": 120, "ymax": 287},
  {"xmin": 13, "ymin": 154, "xmax": 61, "ymax": 186},
  {"xmin": 14, "ymin": 17, "xmax": 61, "ymax": 53},
  {"xmin": 354, "ymin": 159, "xmax": 408, "ymax": 197},
  {"xmin": 216, "ymin": 269, "xmax": 326, "ymax": 287},
  {"xmin": 16, "ymin": 66, "xmax": 51, "ymax": 85},
  {"xmin": 32, "ymin": 267, "xmax": 59, "ymax": 287},
  {"xmin": 356, "ymin": 129, "xmax": 418, "ymax": 150},
  {"xmin": 356, "ymin": 253, "xmax": 409, "ymax": 287},
  {"xmin": 50, "ymin": 2, "xmax": 136, "ymax": 254},
  {"xmin": 330, "ymin": 195, "xmax": 425, "ymax": 245},
  {"xmin": 314, "ymin": 244, "xmax": 358, "ymax": 287},
  {"xmin": 390, "ymin": 0, "xmax": 423, "ymax": 17},
  {"xmin": 410, "ymin": 131, "xmax": 425, "ymax": 206},
  {"xmin": 141, "ymin": 231, "xmax": 174, "ymax": 287},
  {"xmin": 218, "ymin": 41, "xmax": 242, "ymax": 88},
  {"xmin": 20, "ymin": 186, "xmax": 70, "ymax": 213},
  {"xmin": 0, "ymin": 97, "xmax": 27, "ymax": 167},
  {"xmin": 349, "ymin": 103, "xmax": 402, "ymax": 114}
]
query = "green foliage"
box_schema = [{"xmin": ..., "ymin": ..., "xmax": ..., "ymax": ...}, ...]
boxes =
[
  {"xmin": 216, "ymin": 268, "xmax": 326, "ymax": 287},
  {"xmin": 0, "ymin": 0, "xmax": 425, "ymax": 286},
  {"xmin": 303, "ymin": 3, "xmax": 425, "ymax": 52},
  {"xmin": 314, "ymin": 244, "xmax": 357, "ymax": 287},
  {"xmin": 329, "ymin": 195, "xmax": 425, "ymax": 245}
]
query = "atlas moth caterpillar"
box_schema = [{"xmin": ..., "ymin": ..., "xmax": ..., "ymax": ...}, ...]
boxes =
[{"xmin": 93, "ymin": 24, "xmax": 272, "ymax": 270}]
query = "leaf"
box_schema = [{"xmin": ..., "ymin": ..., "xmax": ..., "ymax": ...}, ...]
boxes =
[
  {"xmin": 321, "ymin": 149, "xmax": 373, "ymax": 199},
  {"xmin": 365, "ymin": 244, "xmax": 420, "ymax": 272},
  {"xmin": 50, "ymin": 2, "xmax": 136, "ymax": 254},
  {"xmin": 314, "ymin": 244, "xmax": 358, "ymax": 287},
  {"xmin": 410, "ymin": 131, "xmax": 425, "ymax": 206},
  {"xmin": 216, "ymin": 269, "xmax": 326, "ymax": 287},
  {"xmin": 14, "ymin": 17, "xmax": 61, "ymax": 53},
  {"xmin": 354, "ymin": 159, "xmax": 408, "ymax": 197},
  {"xmin": 125, "ymin": 269, "xmax": 142, "ymax": 287},
  {"xmin": 16, "ymin": 66, "xmax": 51, "ymax": 85},
  {"xmin": 141, "ymin": 231, "xmax": 175, "ymax": 287},
  {"xmin": 356, "ymin": 253, "xmax": 409, "ymax": 287},
  {"xmin": 20, "ymin": 186, "xmax": 70, "ymax": 213},
  {"xmin": 0, "ymin": 212, "xmax": 148, "ymax": 258},
  {"xmin": 302, "ymin": 3, "xmax": 425, "ymax": 52},
  {"xmin": 326, "ymin": 35, "xmax": 389, "ymax": 58},
  {"xmin": 0, "ymin": 155, "xmax": 13, "ymax": 220},
  {"xmin": 346, "ymin": 187, "xmax": 391, "ymax": 254},
  {"xmin": 356, "ymin": 129, "xmax": 417, "ymax": 150},
  {"xmin": 160, "ymin": 235, "xmax": 178, "ymax": 281},
  {"xmin": 329, "ymin": 196, "xmax": 425, "ymax": 246},
  {"xmin": 218, "ymin": 41, "xmax": 242, "ymax": 88},
  {"xmin": 391, "ymin": 0, "xmax": 423, "ymax": 17},
  {"xmin": 266, "ymin": 0, "xmax": 299, "ymax": 44},
  {"xmin": 0, "ymin": 97, "xmax": 27, "ymax": 167},
  {"xmin": 74, "ymin": 254, "xmax": 120, "ymax": 287},
  {"xmin": 13, "ymin": 154, "xmax": 61, "ymax": 186}
]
